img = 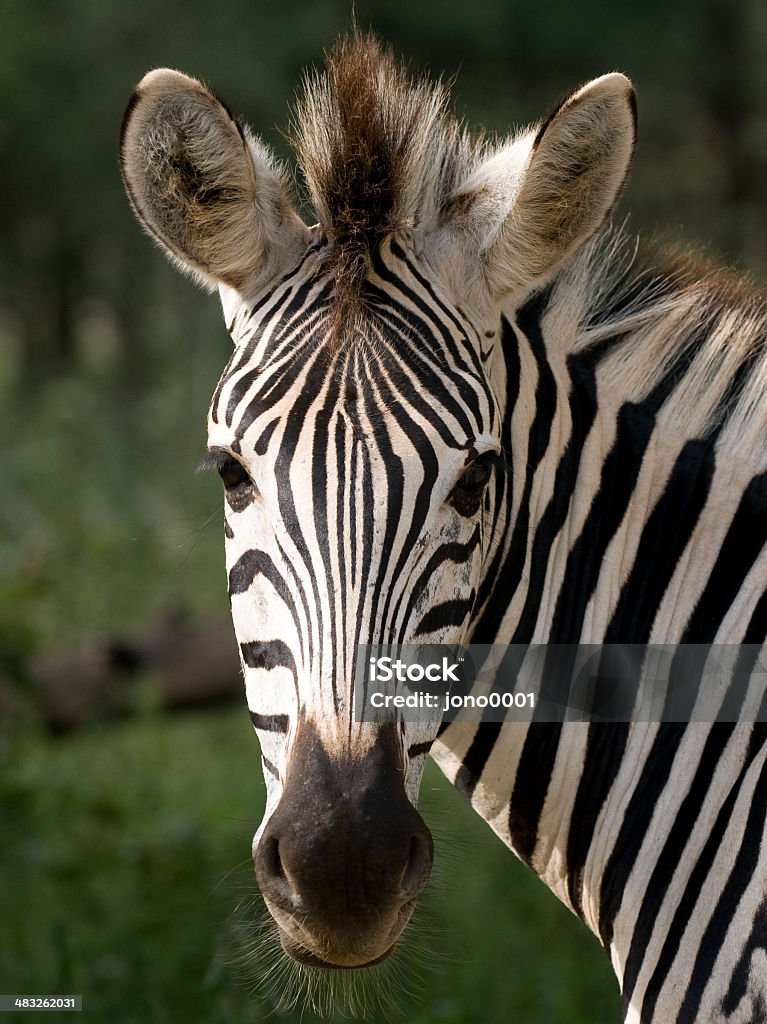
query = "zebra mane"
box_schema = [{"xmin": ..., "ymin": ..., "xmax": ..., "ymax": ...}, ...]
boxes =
[
  {"xmin": 559, "ymin": 227, "xmax": 767, "ymax": 467},
  {"xmin": 292, "ymin": 32, "xmax": 482, "ymax": 318}
]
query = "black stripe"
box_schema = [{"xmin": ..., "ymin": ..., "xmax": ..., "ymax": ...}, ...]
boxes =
[
  {"xmin": 377, "ymin": 241, "xmax": 484, "ymax": 383},
  {"xmin": 660, "ymin": 643, "xmax": 712, "ymax": 723},
  {"xmin": 210, "ymin": 261, "xmax": 322, "ymax": 421},
  {"xmin": 473, "ymin": 316, "xmax": 520, "ymax": 634},
  {"xmin": 349, "ymin": 436, "xmax": 359, "ymax": 589},
  {"xmin": 310, "ymin": 349, "xmax": 345, "ymax": 705},
  {"xmin": 454, "ymin": 722, "xmax": 501, "ymax": 801},
  {"xmin": 392, "ymin": 241, "xmax": 487, "ymax": 380},
  {"xmin": 228, "ymin": 549, "xmax": 303, "ymax": 663},
  {"xmin": 371, "ymin": 306, "xmax": 482, "ymax": 444},
  {"xmin": 240, "ymin": 639, "xmax": 297, "ymax": 679},
  {"xmin": 619, "ymin": 724, "xmax": 734, "ymax": 1000},
  {"xmin": 271, "ymin": 348, "xmax": 341, "ymax": 664},
  {"xmin": 718, "ymin": 643, "xmax": 765, "ymax": 723},
  {"xmin": 249, "ymin": 710, "xmax": 289, "ymax": 732},
  {"xmin": 254, "ymin": 417, "xmax": 280, "ymax": 455},
  {"xmin": 242, "ymin": 271, "xmax": 329, "ymax": 369},
  {"xmin": 604, "ymin": 439, "xmax": 715, "ymax": 643},
  {"xmin": 354, "ymin": 346, "xmax": 406, "ymax": 642},
  {"xmin": 390, "ymin": 243, "xmax": 481, "ymax": 364},
  {"xmin": 229, "ymin": 548, "xmax": 288, "ymax": 597},
  {"xmin": 507, "ymin": 723, "xmax": 562, "ymax": 865},
  {"xmin": 227, "ymin": 312, "xmax": 326, "ymax": 434},
  {"xmin": 677, "ymin": 734, "xmax": 767, "ymax": 1023},
  {"xmin": 400, "ymin": 529, "xmax": 481, "ymax": 635},
  {"xmin": 414, "ymin": 592, "xmax": 476, "ymax": 637},
  {"xmin": 566, "ymin": 722, "xmax": 630, "ymax": 919},
  {"xmin": 407, "ymin": 740, "xmax": 434, "ymax": 759},
  {"xmin": 360, "ymin": 343, "xmax": 439, "ymax": 641},
  {"xmin": 344, "ymin": 353, "xmax": 376, "ymax": 669},
  {"xmin": 743, "ymin": 585, "xmax": 767, "ymax": 645},
  {"xmin": 681, "ymin": 470, "xmax": 767, "ymax": 643},
  {"xmin": 334, "ymin": 412, "xmax": 349, "ymax": 671},
  {"xmin": 275, "ymin": 537, "xmax": 312, "ymax": 666}
]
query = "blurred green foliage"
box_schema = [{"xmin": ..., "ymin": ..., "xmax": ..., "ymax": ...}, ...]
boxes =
[
  {"xmin": 2, "ymin": 2, "xmax": 767, "ymax": 1020},
  {"xmin": 0, "ymin": 708, "xmax": 620, "ymax": 1023}
]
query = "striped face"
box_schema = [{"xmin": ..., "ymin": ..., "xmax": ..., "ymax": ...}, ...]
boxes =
[
  {"xmin": 209, "ymin": 238, "xmax": 500, "ymax": 766},
  {"xmin": 207, "ymin": 236, "xmax": 501, "ymax": 965}
]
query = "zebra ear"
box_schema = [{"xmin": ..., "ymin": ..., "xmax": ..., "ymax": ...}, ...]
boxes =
[
  {"xmin": 431, "ymin": 73, "xmax": 636, "ymax": 304},
  {"xmin": 120, "ymin": 69, "xmax": 309, "ymax": 298}
]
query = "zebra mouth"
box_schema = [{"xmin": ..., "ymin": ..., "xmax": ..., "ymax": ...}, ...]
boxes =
[
  {"xmin": 272, "ymin": 896, "xmax": 419, "ymax": 970},
  {"xmin": 284, "ymin": 940, "xmax": 394, "ymax": 970}
]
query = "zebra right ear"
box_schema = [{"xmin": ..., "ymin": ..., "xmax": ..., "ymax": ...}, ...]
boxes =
[{"xmin": 120, "ymin": 69, "xmax": 309, "ymax": 298}]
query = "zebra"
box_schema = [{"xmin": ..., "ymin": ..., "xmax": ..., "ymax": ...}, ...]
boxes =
[{"xmin": 120, "ymin": 32, "xmax": 767, "ymax": 1024}]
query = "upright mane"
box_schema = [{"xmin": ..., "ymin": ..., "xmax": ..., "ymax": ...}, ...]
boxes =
[{"xmin": 291, "ymin": 33, "xmax": 483, "ymax": 317}]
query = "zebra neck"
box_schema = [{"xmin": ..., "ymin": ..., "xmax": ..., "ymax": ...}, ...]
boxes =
[
  {"xmin": 434, "ymin": 291, "xmax": 767, "ymax": 977},
  {"xmin": 475, "ymin": 299, "xmax": 767, "ymax": 649}
]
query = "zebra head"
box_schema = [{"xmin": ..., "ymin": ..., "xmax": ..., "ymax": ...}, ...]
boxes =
[{"xmin": 120, "ymin": 35, "xmax": 634, "ymax": 973}]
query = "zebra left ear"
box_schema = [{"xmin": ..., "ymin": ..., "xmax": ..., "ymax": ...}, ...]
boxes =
[{"xmin": 430, "ymin": 74, "xmax": 636, "ymax": 305}]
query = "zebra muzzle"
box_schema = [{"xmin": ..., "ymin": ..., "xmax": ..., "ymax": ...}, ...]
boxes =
[{"xmin": 253, "ymin": 722, "xmax": 433, "ymax": 968}]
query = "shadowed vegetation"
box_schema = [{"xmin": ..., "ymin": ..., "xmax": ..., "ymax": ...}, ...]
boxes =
[{"xmin": 0, "ymin": 708, "xmax": 620, "ymax": 1022}]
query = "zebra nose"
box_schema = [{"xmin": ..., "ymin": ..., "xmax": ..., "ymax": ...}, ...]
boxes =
[
  {"xmin": 252, "ymin": 723, "xmax": 434, "ymax": 965},
  {"xmin": 255, "ymin": 813, "xmax": 433, "ymax": 910},
  {"xmin": 254, "ymin": 812, "xmax": 433, "ymax": 968}
]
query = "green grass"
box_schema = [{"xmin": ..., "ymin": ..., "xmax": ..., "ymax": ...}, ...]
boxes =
[{"xmin": 0, "ymin": 707, "xmax": 621, "ymax": 1023}]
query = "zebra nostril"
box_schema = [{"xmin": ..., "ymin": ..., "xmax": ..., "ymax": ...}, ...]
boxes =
[
  {"xmin": 264, "ymin": 837, "xmax": 285, "ymax": 881},
  {"xmin": 256, "ymin": 835, "xmax": 299, "ymax": 908},
  {"xmin": 400, "ymin": 829, "xmax": 434, "ymax": 899}
]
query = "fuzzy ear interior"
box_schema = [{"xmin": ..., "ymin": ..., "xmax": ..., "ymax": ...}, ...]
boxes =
[
  {"xmin": 426, "ymin": 73, "xmax": 636, "ymax": 305},
  {"xmin": 120, "ymin": 69, "xmax": 309, "ymax": 297}
]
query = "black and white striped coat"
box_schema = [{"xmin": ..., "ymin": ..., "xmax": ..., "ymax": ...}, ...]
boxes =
[{"xmin": 121, "ymin": 33, "xmax": 767, "ymax": 1023}]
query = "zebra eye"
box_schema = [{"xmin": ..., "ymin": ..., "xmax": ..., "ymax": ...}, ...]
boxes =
[
  {"xmin": 451, "ymin": 453, "xmax": 496, "ymax": 516},
  {"xmin": 218, "ymin": 457, "xmax": 251, "ymax": 491},
  {"xmin": 458, "ymin": 454, "xmax": 495, "ymax": 494}
]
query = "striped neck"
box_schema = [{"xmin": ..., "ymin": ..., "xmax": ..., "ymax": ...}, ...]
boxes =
[
  {"xmin": 474, "ymin": 285, "xmax": 767, "ymax": 651},
  {"xmin": 433, "ymin": 280, "xmax": 767, "ymax": 986}
]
